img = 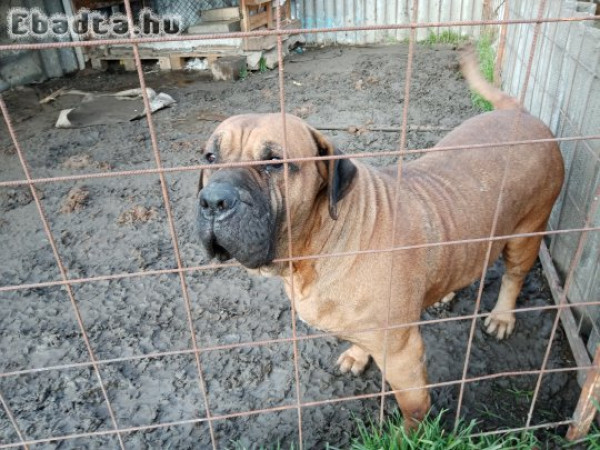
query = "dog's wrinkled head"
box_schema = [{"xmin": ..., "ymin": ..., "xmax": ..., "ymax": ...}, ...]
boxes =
[{"xmin": 196, "ymin": 113, "xmax": 356, "ymax": 270}]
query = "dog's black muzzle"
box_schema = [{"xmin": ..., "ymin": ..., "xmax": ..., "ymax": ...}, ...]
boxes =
[{"xmin": 197, "ymin": 169, "xmax": 275, "ymax": 269}]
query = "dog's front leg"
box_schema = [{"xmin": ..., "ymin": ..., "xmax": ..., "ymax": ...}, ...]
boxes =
[
  {"xmin": 372, "ymin": 327, "xmax": 430, "ymax": 430},
  {"xmin": 336, "ymin": 344, "xmax": 371, "ymax": 375}
]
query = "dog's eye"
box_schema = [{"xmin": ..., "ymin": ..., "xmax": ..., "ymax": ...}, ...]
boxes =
[
  {"xmin": 265, "ymin": 157, "xmax": 283, "ymax": 171},
  {"xmin": 205, "ymin": 153, "xmax": 216, "ymax": 163}
]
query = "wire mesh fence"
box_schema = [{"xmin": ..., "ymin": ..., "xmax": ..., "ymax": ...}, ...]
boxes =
[{"xmin": 0, "ymin": 0, "xmax": 599, "ymax": 448}]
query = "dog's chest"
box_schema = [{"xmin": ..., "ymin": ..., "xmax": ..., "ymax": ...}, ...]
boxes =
[
  {"xmin": 283, "ymin": 279, "xmax": 338, "ymax": 331},
  {"xmin": 286, "ymin": 279, "xmax": 369, "ymax": 337}
]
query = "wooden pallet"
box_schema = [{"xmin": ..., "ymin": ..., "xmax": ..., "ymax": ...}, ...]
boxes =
[
  {"xmin": 241, "ymin": 0, "xmax": 273, "ymax": 32},
  {"xmin": 167, "ymin": 53, "xmax": 220, "ymax": 70},
  {"xmin": 240, "ymin": 0, "xmax": 291, "ymax": 32},
  {"xmin": 91, "ymin": 55, "xmax": 171, "ymax": 71},
  {"xmin": 90, "ymin": 52, "xmax": 226, "ymax": 71}
]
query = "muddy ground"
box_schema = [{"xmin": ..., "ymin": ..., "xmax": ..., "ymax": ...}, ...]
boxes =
[{"xmin": 0, "ymin": 45, "xmax": 579, "ymax": 449}]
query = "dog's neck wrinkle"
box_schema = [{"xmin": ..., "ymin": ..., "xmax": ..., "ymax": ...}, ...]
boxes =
[
  {"xmin": 285, "ymin": 175, "xmax": 359, "ymax": 298},
  {"xmin": 313, "ymin": 164, "xmax": 402, "ymax": 257},
  {"xmin": 286, "ymin": 164, "xmax": 413, "ymax": 322},
  {"xmin": 286, "ymin": 163, "xmax": 422, "ymax": 303}
]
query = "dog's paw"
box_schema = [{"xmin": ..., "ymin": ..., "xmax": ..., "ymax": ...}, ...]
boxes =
[
  {"xmin": 484, "ymin": 310, "xmax": 516, "ymax": 340},
  {"xmin": 432, "ymin": 291, "xmax": 456, "ymax": 308},
  {"xmin": 336, "ymin": 346, "xmax": 370, "ymax": 375}
]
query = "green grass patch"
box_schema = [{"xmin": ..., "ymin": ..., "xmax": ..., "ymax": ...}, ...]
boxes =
[
  {"xmin": 230, "ymin": 408, "xmax": 600, "ymax": 449},
  {"xmin": 470, "ymin": 33, "xmax": 495, "ymax": 112},
  {"xmin": 259, "ymin": 56, "xmax": 268, "ymax": 73},
  {"xmin": 423, "ymin": 30, "xmax": 469, "ymax": 46},
  {"xmin": 347, "ymin": 410, "xmax": 600, "ymax": 450},
  {"xmin": 347, "ymin": 411, "xmax": 542, "ymax": 450},
  {"xmin": 506, "ymin": 387, "xmax": 534, "ymax": 402},
  {"xmin": 239, "ymin": 64, "xmax": 248, "ymax": 80}
]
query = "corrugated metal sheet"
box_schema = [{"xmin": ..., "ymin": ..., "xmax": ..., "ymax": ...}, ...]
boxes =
[
  {"xmin": 295, "ymin": 0, "xmax": 487, "ymax": 44},
  {"xmin": 500, "ymin": 0, "xmax": 600, "ymax": 355}
]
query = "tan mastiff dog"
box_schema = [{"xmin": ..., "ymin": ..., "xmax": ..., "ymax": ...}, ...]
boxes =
[{"xmin": 196, "ymin": 51, "xmax": 564, "ymax": 428}]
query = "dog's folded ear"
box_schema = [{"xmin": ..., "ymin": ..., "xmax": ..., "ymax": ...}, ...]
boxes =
[{"xmin": 310, "ymin": 127, "xmax": 357, "ymax": 220}]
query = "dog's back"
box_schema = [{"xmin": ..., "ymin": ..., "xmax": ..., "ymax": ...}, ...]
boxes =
[{"xmin": 399, "ymin": 47, "xmax": 565, "ymax": 308}]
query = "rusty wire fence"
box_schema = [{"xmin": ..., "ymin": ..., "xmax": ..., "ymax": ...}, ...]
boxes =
[{"xmin": 0, "ymin": 0, "xmax": 599, "ymax": 448}]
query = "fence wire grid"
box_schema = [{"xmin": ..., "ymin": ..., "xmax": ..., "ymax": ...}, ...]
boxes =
[{"xmin": 1, "ymin": 0, "xmax": 600, "ymax": 449}]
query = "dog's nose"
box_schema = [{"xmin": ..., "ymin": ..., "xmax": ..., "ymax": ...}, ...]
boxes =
[{"xmin": 198, "ymin": 182, "xmax": 240, "ymax": 219}]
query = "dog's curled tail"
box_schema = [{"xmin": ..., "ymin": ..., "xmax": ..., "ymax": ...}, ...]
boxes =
[{"xmin": 459, "ymin": 45, "xmax": 521, "ymax": 111}]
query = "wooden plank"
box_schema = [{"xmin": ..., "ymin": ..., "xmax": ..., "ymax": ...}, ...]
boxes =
[
  {"xmin": 91, "ymin": 56, "xmax": 173, "ymax": 71},
  {"xmin": 495, "ymin": 0, "xmax": 511, "ymax": 88},
  {"xmin": 103, "ymin": 47, "xmax": 237, "ymax": 59},
  {"xmin": 188, "ymin": 19, "xmax": 241, "ymax": 34},
  {"xmin": 201, "ymin": 7, "xmax": 240, "ymax": 22},
  {"xmin": 482, "ymin": 0, "xmax": 494, "ymax": 35},
  {"xmin": 241, "ymin": 0, "xmax": 251, "ymax": 32},
  {"xmin": 539, "ymin": 242, "xmax": 591, "ymax": 387},
  {"xmin": 122, "ymin": 59, "xmax": 137, "ymax": 71},
  {"xmin": 248, "ymin": 11, "xmax": 269, "ymax": 30},
  {"xmin": 157, "ymin": 57, "xmax": 171, "ymax": 70},
  {"xmin": 169, "ymin": 55, "xmax": 185, "ymax": 70},
  {"xmin": 91, "ymin": 58, "xmax": 108, "ymax": 71},
  {"xmin": 266, "ymin": 2, "xmax": 273, "ymax": 29},
  {"xmin": 273, "ymin": 0, "xmax": 291, "ymax": 22},
  {"xmin": 39, "ymin": 88, "xmax": 67, "ymax": 104},
  {"xmin": 567, "ymin": 345, "xmax": 600, "ymax": 441}
]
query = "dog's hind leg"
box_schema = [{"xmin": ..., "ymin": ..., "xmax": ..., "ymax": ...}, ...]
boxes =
[
  {"xmin": 373, "ymin": 327, "xmax": 431, "ymax": 430},
  {"xmin": 485, "ymin": 232, "xmax": 544, "ymax": 339}
]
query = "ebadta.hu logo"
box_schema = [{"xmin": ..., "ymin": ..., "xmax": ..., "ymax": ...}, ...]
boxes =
[{"xmin": 8, "ymin": 7, "xmax": 183, "ymax": 39}]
